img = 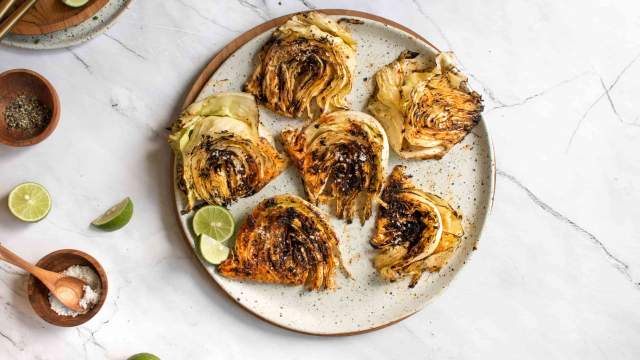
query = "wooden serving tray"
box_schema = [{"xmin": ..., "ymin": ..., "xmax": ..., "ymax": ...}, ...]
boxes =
[{"xmin": 10, "ymin": 0, "xmax": 108, "ymax": 35}]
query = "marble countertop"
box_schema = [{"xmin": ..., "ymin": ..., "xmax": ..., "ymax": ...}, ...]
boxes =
[{"xmin": 1, "ymin": 0, "xmax": 639, "ymax": 359}]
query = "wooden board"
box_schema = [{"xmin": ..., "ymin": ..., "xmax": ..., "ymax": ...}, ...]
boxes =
[{"xmin": 10, "ymin": 0, "xmax": 108, "ymax": 35}]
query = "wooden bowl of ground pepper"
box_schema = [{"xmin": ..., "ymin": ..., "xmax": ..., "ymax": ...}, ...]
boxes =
[{"xmin": 0, "ymin": 69, "xmax": 60, "ymax": 147}]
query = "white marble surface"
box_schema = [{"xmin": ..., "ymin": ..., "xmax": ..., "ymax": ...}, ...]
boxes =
[{"xmin": 1, "ymin": 0, "xmax": 639, "ymax": 359}]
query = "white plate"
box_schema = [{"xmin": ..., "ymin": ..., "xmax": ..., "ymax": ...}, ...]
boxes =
[
  {"xmin": 1, "ymin": 0, "xmax": 132, "ymax": 49},
  {"xmin": 173, "ymin": 11, "xmax": 495, "ymax": 335}
]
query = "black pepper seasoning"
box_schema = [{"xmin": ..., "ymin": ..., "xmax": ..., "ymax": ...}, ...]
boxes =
[{"xmin": 4, "ymin": 95, "xmax": 51, "ymax": 134}]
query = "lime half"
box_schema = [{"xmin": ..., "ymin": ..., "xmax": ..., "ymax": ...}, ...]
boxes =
[
  {"xmin": 8, "ymin": 183, "xmax": 51, "ymax": 222},
  {"xmin": 192, "ymin": 205, "xmax": 235, "ymax": 242},
  {"xmin": 128, "ymin": 354, "xmax": 160, "ymax": 360},
  {"xmin": 92, "ymin": 197, "xmax": 133, "ymax": 231},
  {"xmin": 61, "ymin": 0, "xmax": 89, "ymax": 8},
  {"xmin": 198, "ymin": 234, "xmax": 230, "ymax": 265}
]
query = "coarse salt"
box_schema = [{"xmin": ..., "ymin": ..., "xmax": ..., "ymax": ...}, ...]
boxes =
[
  {"xmin": 48, "ymin": 265, "xmax": 101, "ymax": 317},
  {"xmin": 79, "ymin": 285, "xmax": 99, "ymax": 309}
]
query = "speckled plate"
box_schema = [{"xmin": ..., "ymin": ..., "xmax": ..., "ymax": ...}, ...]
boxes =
[
  {"xmin": 173, "ymin": 10, "xmax": 495, "ymax": 335},
  {"xmin": 1, "ymin": 0, "xmax": 132, "ymax": 49}
]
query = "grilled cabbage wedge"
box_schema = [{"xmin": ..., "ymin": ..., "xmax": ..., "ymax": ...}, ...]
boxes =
[
  {"xmin": 371, "ymin": 165, "xmax": 463, "ymax": 288},
  {"xmin": 281, "ymin": 111, "xmax": 389, "ymax": 224},
  {"xmin": 218, "ymin": 194, "xmax": 349, "ymax": 291},
  {"xmin": 169, "ymin": 92, "xmax": 287, "ymax": 213},
  {"xmin": 244, "ymin": 11, "xmax": 356, "ymax": 119},
  {"xmin": 368, "ymin": 51, "xmax": 483, "ymax": 159}
]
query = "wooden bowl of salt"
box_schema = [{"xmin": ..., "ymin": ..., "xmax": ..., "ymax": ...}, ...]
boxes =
[{"xmin": 27, "ymin": 249, "xmax": 108, "ymax": 327}]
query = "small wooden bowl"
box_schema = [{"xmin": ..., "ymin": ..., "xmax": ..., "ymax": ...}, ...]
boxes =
[
  {"xmin": 27, "ymin": 249, "xmax": 108, "ymax": 327},
  {"xmin": 0, "ymin": 69, "xmax": 60, "ymax": 147}
]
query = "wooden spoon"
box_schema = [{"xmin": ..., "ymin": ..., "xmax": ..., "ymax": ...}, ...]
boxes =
[{"xmin": 0, "ymin": 244, "xmax": 87, "ymax": 313}]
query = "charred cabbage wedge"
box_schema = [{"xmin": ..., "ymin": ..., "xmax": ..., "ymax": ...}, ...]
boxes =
[
  {"xmin": 244, "ymin": 11, "xmax": 356, "ymax": 119},
  {"xmin": 371, "ymin": 165, "xmax": 463, "ymax": 288},
  {"xmin": 281, "ymin": 111, "xmax": 389, "ymax": 224},
  {"xmin": 368, "ymin": 51, "xmax": 483, "ymax": 159},
  {"xmin": 218, "ymin": 194, "xmax": 349, "ymax": 291},
  {"xmin": 169, "ymin": 92, "xmax": 287, "ymax": 212}
]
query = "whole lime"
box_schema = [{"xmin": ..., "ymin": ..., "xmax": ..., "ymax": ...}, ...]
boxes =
[{"xmin": 128, "ymin": 353, "xmax": 160, "ymax": 360}]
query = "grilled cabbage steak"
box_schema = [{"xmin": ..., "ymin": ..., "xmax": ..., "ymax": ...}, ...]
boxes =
[
  {"xmin": 244, "ymin": 11, "xmax": 356, "ymax": 119},
  {"xmin": 169, "ymin": 92, "xmax": 287, "ymax": 212},
  {"xmin": 218, "ymin": 195, "xmax": 349, "ymax": 290},
  {"xmin": 371, "ymin": 165, "xmax": 463, "ymax": 288},
  {"xmin": 368, "ymin": 51, "xmax": 483, "ymax": 159},
  {"xmin": 281, "ymin": 111, "xmax": 389, "ymax": 224}
]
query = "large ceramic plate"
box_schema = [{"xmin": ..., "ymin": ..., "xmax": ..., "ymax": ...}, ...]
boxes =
[{"xmin": 173, "ymin": 10, "xmax": 495, "ymax": 335}]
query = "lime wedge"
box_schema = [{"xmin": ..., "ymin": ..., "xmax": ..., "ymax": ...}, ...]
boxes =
[
  {"xmin": 192, "ymin": 205, "xmax": 235, "ymax": 242},
  {"xmin": 8, "ymin": 183, "xmax": 51, "ymax": 222},
  {"xmin": 128, "ymin": 354, "xmax": 160, "ymax": 360},
  {"xmin": 61, "ymin": 0, "xmax": 89, "ymax": 8},
  {"xmin": 91, "ymin": 197, "xmax": 133, "ymax": 231},
  {"xmin": 198, "ymin": 234, "xmax": 230, "ymax": 265}
]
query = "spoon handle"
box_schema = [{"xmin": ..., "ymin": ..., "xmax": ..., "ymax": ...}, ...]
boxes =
[
  {"xmin": 0, "ymin": 244, "xmax": 57, "ymax": 285},
  {"xmin": 0, "ymin": 0, "xmax": 37, "ymax": 40},
  {"xmin": 0, "ymin": 0, "xmax": 18, "ymax": 21}
]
